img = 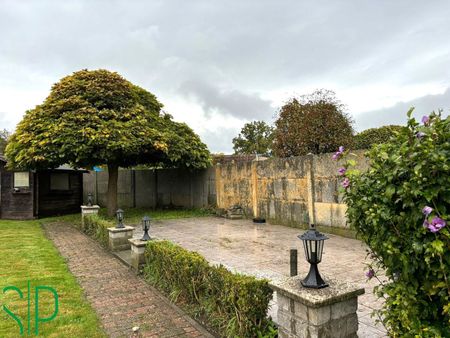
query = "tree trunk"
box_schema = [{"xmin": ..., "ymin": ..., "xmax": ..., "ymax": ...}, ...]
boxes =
[{"xmin": 106, "ymin": 163, "xmax": 119, "ymax": 217}]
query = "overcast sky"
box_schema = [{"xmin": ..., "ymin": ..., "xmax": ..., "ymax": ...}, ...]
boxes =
[{"xmin": 1, "ymin": 0, "xmax": 450, "ymax": 153}]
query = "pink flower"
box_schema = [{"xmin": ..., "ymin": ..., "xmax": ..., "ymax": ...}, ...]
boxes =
[
  {"xmin": 427, "ymin": 217, "xmax": 446, "ymax": 233},
  {"xmin": 332, "ymin": 146, "xmax": 345, "ymax": 161},
  {"xmin": 338, "ymin": 167, "xmax": 346, "ymax": 176},
  {"xmin": 422, "ymin": 115, "xmax": 430, "ymax": 125},
  {"xmin": 342, "ymin": 177, "xmax": 350, "ymax": 188},
  {"xmin": 422, "ymin": 206, "xmax": 433, "ymax": 216},
  {"xmin": 365, "ymin": 269, "xmax": 375, "ymax": 279},
  {"xmin": 416, "ymin": 131, "xmax": 426, "ymax": 139}
]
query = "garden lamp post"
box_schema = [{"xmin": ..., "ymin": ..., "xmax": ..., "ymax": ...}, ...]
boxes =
[
  {"xmin": 141, "ymin": 216, "xmax": 151, "ymax": 241},
  {"xmin": 87, "ymin": 193, "xmax": 93, "ymax": 206},
  {"xmin": 116, "ymin": 209, "xmax": 125, "ymax": 229},
  {"xmin": 298, "ymin": 224, "xmax": 329, "ymax": 289}
]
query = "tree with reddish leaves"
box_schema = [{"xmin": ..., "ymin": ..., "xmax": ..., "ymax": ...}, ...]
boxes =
[{"xmin": 273, "ymin": 89, "xmax": 354, "ymax": 157}]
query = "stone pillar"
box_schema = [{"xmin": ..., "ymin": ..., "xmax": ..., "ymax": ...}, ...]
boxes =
[
  {"xmin": 107, "ymin": 226, "xmax": 135, "ymax": 251},
  {"xmin": 128, "ymin": 238, "xmax": 148, "ymax": 271},
  {"xmin": 80, "ymin": 205, "xmax": 100, "ymax": 226},
  {"xmin": 270, "ymin": 276, "xmax": 364, "ymax": 338}
]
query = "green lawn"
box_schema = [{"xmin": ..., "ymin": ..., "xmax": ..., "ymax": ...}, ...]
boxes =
[
  {"xmin": 98, "ymin": 207, "xmax": 214, "ymax": 225},
  {"xmin": 0, "ymin": 220, "xmax": 106, "ymax": 338}
]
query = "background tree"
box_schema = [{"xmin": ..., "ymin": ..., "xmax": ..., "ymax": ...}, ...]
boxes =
[
  {"xmin": 353, "ymin": 125, "xmax": 405, "ymax": 149},
  {"xmin": 6, "ymin": 69, "xmax": 211, "ymax": 216},
  {"xmin": 232, "ymin": 121, "xmax": 274, "ymax": 156},
  {"xmin": 273, "ymin": 89, "xmax": 354, "ymax": 157},
  {"xmin": 0, "ymin": 129, "xmax": 10, "ymax": 154}
]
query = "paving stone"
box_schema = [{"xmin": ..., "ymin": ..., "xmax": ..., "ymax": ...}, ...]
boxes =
[
  {"xmin": 44, "ymin": 223, "xmax": 212, "ymax": 338},
  {"xmin": 132, "ymin": 216, "xmax": 387, "ymax": 337}
]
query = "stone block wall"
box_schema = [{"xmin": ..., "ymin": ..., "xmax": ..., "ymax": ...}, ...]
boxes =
[{"xmin": 271, "ymin": 276, "xmax": 364, "ymax": 338}]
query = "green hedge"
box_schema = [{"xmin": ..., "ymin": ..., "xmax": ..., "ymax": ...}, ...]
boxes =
[
  {"xmin": 353, "ymin": 125, "xmax": 405, "ymax": 149},
  {"xmin": 143, "ymin": 240, "xmax": 275, "ymax": 338},
  {"xmin": 80, "ymin": 214, "xmax": 111, "ymax": 248}
]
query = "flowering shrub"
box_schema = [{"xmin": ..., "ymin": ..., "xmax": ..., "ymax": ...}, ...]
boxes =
[{"xmin": 336, "ymin": 110, "xmax": 450, "ymax": 337}]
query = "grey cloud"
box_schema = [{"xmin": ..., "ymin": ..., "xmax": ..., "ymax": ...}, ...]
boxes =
[
  {"xmin": 2, "ymin": 0, "xmax": 450, "ymax": 152},
  {"xmin": 355, "ymin": 88, "xmax": 450, "ymax": 131},
  {"xmin": 179, "ymin": 80, "xmax": 273, "ymax": 120},
  {"xmin": 199, "ymin": 125, "xmax": 241, "ymax": 154},
  {"xmin": 3, "ymin": 1, "xmax": 450, "ymax": 91}
]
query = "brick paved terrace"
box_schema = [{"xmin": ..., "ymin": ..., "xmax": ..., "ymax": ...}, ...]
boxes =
[
  {"xmin": 131, "ymin": 217, "xmax": 387, "ymax": 338},
  {"xmin": 44, "ymin": 223, "xmax": 213, "ymax": 338}
]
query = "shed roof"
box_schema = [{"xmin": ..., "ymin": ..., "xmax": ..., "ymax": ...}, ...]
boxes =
[{"xmin": 0, "ymin": 156, "xmax": 86, "ymax": 172}]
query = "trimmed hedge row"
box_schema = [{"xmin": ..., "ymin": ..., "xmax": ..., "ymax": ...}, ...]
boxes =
[
  {"xmin": 143, "ymin": 240, "xmax": 275, "ymax": 338},
  {"xmin": 353, "ymin": 125, "xmax": 405, "ymax": 149},
  {"xmin": 79, "ymin": 214, "xmax": 111, "ymax": 248}
]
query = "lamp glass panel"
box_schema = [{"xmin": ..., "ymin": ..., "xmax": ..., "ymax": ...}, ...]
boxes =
[
  {"xmin": 317, "ymin": 240, "xmax": 323, "ymax": 261},
  {"xmin": 303, "ymin": 240, "xmax": 309, "ymax": 261}
]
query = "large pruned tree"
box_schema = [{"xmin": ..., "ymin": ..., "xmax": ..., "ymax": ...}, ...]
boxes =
[
  {"xmin": 273, "ymin": 89, "xmax": 354, "ymax": 157},
  {"xmin": 6, "ymin": 69, "xmax": 211, "ymax": 216},
  {"xmin": 232, "ymin": 121, "xmax": 274, "ymax": 156}
]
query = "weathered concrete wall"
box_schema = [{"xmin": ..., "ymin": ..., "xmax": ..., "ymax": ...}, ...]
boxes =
[
  {"xmin": 83, "ymin": 151, "xmax": 368, "ymax": 230},
  {"xmin": 83, "ymin": 167, "xmax": 216, "ymax": 209},
  {"xmin": 312, "ymin": 151, "xmax": 368, "ymax": 228},
  {"xmin": 215, "ymin": 150, "xmax": 368, "ymax": 229},
  {"xmin": 215, "ymin": 161, "xmax": 253, "ymax": 216}
]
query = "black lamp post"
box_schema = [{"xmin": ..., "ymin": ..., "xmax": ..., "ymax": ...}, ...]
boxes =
[
  {"xmin": 87, "ymin": 193, "xmax": 93, "ymax": 206},
  {"xmin": 116, "ymin": 209, "xmax": 125, "ymax": 229},
  {"xmin": 298, "ymin": 224, "xmax": 329, "ymax": 289},
  {"xmin": 141, "ymin": 216, "xmax": 151, "ymax": 241}
]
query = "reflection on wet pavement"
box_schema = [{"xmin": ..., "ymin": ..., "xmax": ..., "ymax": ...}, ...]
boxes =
[{"xmin": 132, "ymin": 217, "xmax": 387, "ymax": 337}]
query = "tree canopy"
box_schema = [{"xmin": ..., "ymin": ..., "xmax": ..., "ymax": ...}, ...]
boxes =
[
  {"xmin": 0, "ymin": 129, "xmax": 10, "ymax": 154},
  {"xmin": 353, "ymin": 125, "xmax": 405, "ymax": 149},
  {"xmin": 6, "ymin": 69, "xmax": 211, "ymax": 214},
  {"xmin": 232, "ymin": 121, "xmax": 274, "ymax": 156},
  {"xmin": 273, "ymin": 89, "xmax": 354, "ymax": 157}
]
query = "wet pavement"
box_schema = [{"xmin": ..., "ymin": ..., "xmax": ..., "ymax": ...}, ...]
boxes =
[{"xmin": 131, "ymin": 216, "xmax": 387, "ymax": 337}]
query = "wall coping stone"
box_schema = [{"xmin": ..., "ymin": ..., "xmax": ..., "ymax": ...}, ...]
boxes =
[
  {"xmin": 128, "ymin": 238, "xmax": 148, "ymax": 248},
  {"xmin": 81, "ymin": 205, "xmax": 100, "ymax": 210},
  {"xmin": 269, "ymin": 275, "xmax": 364, "ymax": 308},
  {"xmin": 107, "ymin": 226, "xmax": 135, "ymax": 233}
]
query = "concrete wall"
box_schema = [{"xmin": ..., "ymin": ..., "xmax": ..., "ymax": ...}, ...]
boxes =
[
  {"xmin": 83, "ymin": 151, "xmax": 368, "ymax": 229},
  {"xmin": 83, "ymin": 167, "xmax": 216, "ymax": 209},
  {"xmin": 215, "ymin": 150, "xmax": 368, "ymax": 229}
]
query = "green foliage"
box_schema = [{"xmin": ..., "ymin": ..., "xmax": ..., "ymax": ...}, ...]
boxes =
[
  {"xmin": 5, "ymin": 69, "xmax": 211, "ymax": 170},
  {"xmin": 273, "ymin": 89, "xmax": 354, "ymax": 157},
  {"xmin": 143, "ymin": 240, "xmax": 274, "ymax": 338},
  {"xmin": 232, "ymin": 121, "xmax": 274, "ymax": 156},
  {"xmin": 341, "ymin": 110, "xmax": 450, "ymax": 337},
  {"xmin": 353, "ymin": 125, "xmax": 405, "ymax": 149},
  {"xmin": 80, "ymin": 214, "xmax": 111, "ymax": 248},
  {"xmin": 99, "ymin": 207, "xmax": 214, "ymax": 224},
  {"xmin": 0, "ymin": 129, "xmax": 10, "ymax": 154}
]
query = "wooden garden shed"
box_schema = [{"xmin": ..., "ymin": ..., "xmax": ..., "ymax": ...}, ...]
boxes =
[{"xmin": 0, "ymin": 155, "xmax": 86, "ymax": 219}]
